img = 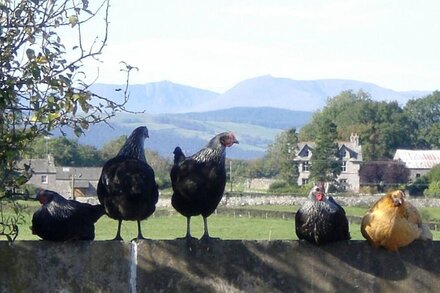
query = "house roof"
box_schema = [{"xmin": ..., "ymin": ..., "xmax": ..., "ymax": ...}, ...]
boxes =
[
  {"xmin": 393, "ymin": 149, "xmax": 440, "ymax": 169},
  {"xmin": 295, "ymin": 140, "xmax": 362, "ymax": 161},
  {"xmin": 56, "ymin": 167, "xmax": 102, "ymax": 180},
  {"xmin": 20, "ymin": 157, "xmax": 57, "ymax": 174}
]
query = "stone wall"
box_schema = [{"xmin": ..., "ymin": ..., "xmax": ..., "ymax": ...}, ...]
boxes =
[{"xmin": 1, "ymin": 240, "xmax": 439, "ymax": 292}]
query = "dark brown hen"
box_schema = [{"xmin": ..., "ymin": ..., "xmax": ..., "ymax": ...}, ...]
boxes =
[
  {"xmin": 32, "ymin": 189, "xmax": 105, "ymax": 241},
  {"xmin": 97, "ymin": 126, "xmax": 159, "ymax": 240},
  {"xmin": 171, "ymin": 132, "xmax": 238, "ymax": 242}
]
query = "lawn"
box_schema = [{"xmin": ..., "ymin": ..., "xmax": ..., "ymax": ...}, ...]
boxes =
[{"xmin": 2, "ymin": 200, "xmax": 440, "ymax": 241}]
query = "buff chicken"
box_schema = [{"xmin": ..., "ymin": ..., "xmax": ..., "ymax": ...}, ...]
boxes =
[{"xmin": 361, "ymin": 190, "xmax": 432, "ymax": 251}]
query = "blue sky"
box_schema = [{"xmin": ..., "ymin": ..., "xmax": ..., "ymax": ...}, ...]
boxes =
[{"xmin": 81, "ymin": 0, "xmax": 440, "ymax": 93}]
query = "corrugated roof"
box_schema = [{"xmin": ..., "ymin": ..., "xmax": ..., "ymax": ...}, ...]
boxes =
[{"xmin": 393, "ymin": 149, "xmax": 440, "ymax": 169}]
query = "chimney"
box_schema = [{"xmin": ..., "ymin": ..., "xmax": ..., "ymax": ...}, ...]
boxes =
[
  {"xmin": 47, "ymin": 153, "xmax": 55, "ymax": 166},
  {"xmin": 350, "ymin": 133, "xmax": 359, "ymax": 146}
]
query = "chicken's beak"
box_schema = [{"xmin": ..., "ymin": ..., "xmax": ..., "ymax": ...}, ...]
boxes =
[
  {"xmin": 393, "ymin": 197, "xmax": 403, "ymax": 206},
  {"xmin": 233, "ymin": 138, "xmax": 239, "ymax": 144}
]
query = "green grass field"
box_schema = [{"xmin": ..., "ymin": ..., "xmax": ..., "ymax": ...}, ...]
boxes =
[{"xmin": 2, "ymin": 200, "xmax": 440, "ymax": 241}]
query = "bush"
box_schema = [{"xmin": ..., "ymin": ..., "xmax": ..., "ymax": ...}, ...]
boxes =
[
  {"xmin": 359, "ymin": 186, "xmax": 378, "ymax": 195},
  {"xmin": 407, "ymin": 177, "xmax": 429, "ymax": 196},
  {"xmin": 424, "ymin": 181, "xmax": 440, "ymax": 198},
  {"xmin": 268, "ymin": 181, "xmax": 312, "ymax": 195}
]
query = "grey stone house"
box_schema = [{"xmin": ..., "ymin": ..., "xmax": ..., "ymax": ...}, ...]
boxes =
[
  {"xmin": 22, "ymin": 154, "xmax": 101, "ymax": 199},
  {"xmin": 294, "ymin": 133, "xmax": 363, "ymax": 192}
]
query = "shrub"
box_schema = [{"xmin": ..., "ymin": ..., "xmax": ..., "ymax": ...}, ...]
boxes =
[
  {"xmin": 407, "ymin": 177, "xmax": 429, "ymax": 196},
  {"xmin": 424, "ymin": 181, "xmax": 440, "ymax": 198},
  {"xmin": 268, "ymin": 181, "xmax": 312, "ymax": 195}
]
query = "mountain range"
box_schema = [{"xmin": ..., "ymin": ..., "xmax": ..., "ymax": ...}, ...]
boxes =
[
  {"xmin": 73, "ymin": 76, "xmax": 432, "ymax": 159},
  {"xmin": 90, "ymin": 75, "xmax": 431, "ymax": 114}
]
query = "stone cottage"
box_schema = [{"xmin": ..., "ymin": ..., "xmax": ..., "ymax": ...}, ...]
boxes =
[
  {"xmin": 22, "ymin": 154, "xmax": 101, "ymax": 199},
  {"xmin": 294, "ymin": 133, "xmax": 363, "ymax": 192}
]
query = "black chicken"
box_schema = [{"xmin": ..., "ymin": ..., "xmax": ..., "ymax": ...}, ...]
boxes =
[
  {"xmin": 97, "ymin": 126, "xmax": 159, "ymax": 240},
  {"xmin": 171, "ymin": 132, "xmax": 239, "ymax": 241},
  {"xmin": 295, "ymin": 186, "xmax": 350, "ymax": 245},
  {"xmin": 31, "ymin": 189, "xmax": 105, "ymax": 241}
]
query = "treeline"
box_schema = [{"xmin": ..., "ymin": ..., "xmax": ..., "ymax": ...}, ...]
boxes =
[{"xmin": 299, "ymin": 90, "xmax": 440, "ymax": 161}]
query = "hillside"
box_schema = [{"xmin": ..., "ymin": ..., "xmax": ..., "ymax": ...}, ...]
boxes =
[
  {"xmin": 64, "ymin": 107, "xmax": 313, "ymax": 160},
  {"xmin": 90, "ymin": 81, "xmax": 219, "ymax": 114}
]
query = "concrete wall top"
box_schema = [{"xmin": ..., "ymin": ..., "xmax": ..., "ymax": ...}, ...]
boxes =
[{"xmin": 1, "ymin": 240, "xmax": 439, "ymax": 292}]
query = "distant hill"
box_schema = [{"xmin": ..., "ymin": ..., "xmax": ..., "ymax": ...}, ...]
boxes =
[
  {"xmin": 61, "ymin": 107, "xmax": 313, "ymax": 160},
  {"xmin": 90, "ymin": 81, "xmax": 219, "ymax": 114},
  {"xmin": 91, "ymin": 76, "xmax": 432, "ymax": 114}
]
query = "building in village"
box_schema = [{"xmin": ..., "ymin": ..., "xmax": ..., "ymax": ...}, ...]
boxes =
[
  {"xmin": 294, "ymin": 133, "xmax": 363, "ymax": 192},
  {"xmin": 22, "ymin": 154, "xmax": 101, "ymax": 199},
  {"xmin": 393, "ymin": 149, "xmax": 440, "ymax": 181}
]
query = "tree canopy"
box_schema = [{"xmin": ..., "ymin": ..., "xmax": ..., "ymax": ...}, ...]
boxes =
[
  {"xmin": 298, "ymin": 90, "xmax": 430, "ymax": 161},
  {"xmin": 1, "ymin": 0, "xmax": 134, "ymax": 196},
  {"xmin": 309, "ymin": 118, "xmax": 341, "ymax": 184},
  {"xmin": 0, "ymin": 0, "xmax": 134, "ymax": 241}
]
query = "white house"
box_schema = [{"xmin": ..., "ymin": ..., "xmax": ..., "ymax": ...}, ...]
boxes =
[
  {"xmin": 294, "ymin": 133, "xmax": 363, "ymax": 192},
  {"xmin": 393, "ymin": 149, "xmax": 440, "ymax": 181}
]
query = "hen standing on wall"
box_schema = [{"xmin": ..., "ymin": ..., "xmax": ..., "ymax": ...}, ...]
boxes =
[
  {"xmin": 97, "ymin": 126, "xmax": 159, "ymax": 240},
  {"xmin": 171, "ymin": 132, "xmax": 239, "ymax": 242},
  {"xmin": 295, "ymin": 186, "xmax": 350, "ymax": 244},
  {"xmin": 361, "ymin": 190, "xmax": 432, "ymax": 251},
  {"xmin": 32, "ymin": 189, "xmax": 105, "ymax": 241}
]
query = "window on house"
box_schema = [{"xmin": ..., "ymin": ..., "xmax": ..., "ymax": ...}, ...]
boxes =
[
  {"xmin": 416, "ymin": 173, "xmax": 421, "ymax": 178},
  {"xmin": 41, "ymin": 175, "xmax": 48, "ymax": 184},
  {"xmin": 302, "ymin": 178, "xmax": 309, "ymax": 185},
  {"xmin": 341, "ymin": 161, "xmax": 347, "ymax": 172},
  {"xmin": 302, "ymin": 161, "xmax": 310, "ymax": 172},
  {"xmin": 304, "ymin": 149, "xmax": 309, "ymax": 157},
  {"xmin": 339, "ymin": 179, "xmax": 347, "ymax": 191},
  {"xmin": 340, "ymin": 150, "xmax": 346, "ymax": 159}
]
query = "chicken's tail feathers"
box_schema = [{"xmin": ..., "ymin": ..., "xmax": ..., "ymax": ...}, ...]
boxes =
[
  {"xmin": 419, "ymin": 223, "xmax": 433, "ymax": 240},
  {"xmin": 91, "ymin": 204, "xmax": 106, "ymax": 222},
  {"xmin": 173, "ymin": 146, "xmax": 185, "ymax": 165}
]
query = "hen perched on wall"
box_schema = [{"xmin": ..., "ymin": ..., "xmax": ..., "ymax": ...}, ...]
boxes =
[
  {"xmin": 32, "ymin": 189, "xmax": 104, "ymax": 241},
  {"xmin": 97, "ymin": 126, "xmax": 159, "ymax": 240},
  {"xmin": 170, "ymin": 132, "xmax": 238, "ymax": 242},
  {"xmin": 361, "ymin": 190, "xmax": 432, "ymax": 251},
  {"xmin": 295, "ymin": 186, "xmax": 350, "ymax": 245}
]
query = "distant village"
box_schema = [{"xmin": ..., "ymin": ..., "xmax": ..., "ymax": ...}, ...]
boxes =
[{"xmin": 23, "ymin": 133, "xmax": 440, "ymax": 199}]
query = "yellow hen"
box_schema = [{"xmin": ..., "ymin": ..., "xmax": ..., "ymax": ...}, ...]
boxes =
[{"xmin": 361, "ymin": 190, "xmax": 432, "ymax": 251}]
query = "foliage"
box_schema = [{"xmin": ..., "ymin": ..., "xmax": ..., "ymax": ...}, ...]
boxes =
[
  {"xmin": 309, "ymin": 118, "xmax": 341, "ymax": 184},
  {"xmin": 409, "ymin": 164, "xmax": 440, "ymax": 196},
  {"xmin": 425, "ymin": 164, "xmax": 440, "ymax": 182},
  {"xmin": 299, "ymin": 90, "xmax": 417, "ymax": 161},
  {"xmin": 0, "ymin": 199, "xmax": 25, "ymax": 242},
  {"xmin": 359, "ymin": 160, "xmax": 410, "ymax": 192},
  {"xmin": 425, "ymin": 181, "xmax": 440, "ymax": 198},
  {"xmin": 0, "ymin": 0, "xmax": 135, "ymax": 242},
  {"xmin": 406, "ymin": 176, "xmax": 429, "ymax": 196},
  {"xmin": 247, "ymin": 157, "xmax": 279, "ymax": 179},
  {"xmin": 404, "ymin": 91, "xmax": 440, "ymax": 148},
  {"xmin": 265, "ymin": 128, "xmax": 299, "ymax": 184},
  {"xmin": 24, "ymin": 136, "xmax": 104, "ymax": 166},
  {"xmin": 146, "ymin": 150, "xmax": 172, "ymax": 189},
  {"xmin": 100, "ymin": 135, "xmax": 127, "ymax": 161},
  {"xmin": 268, "ymin": 181, "xmax": 311, "ymax": 194}
]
